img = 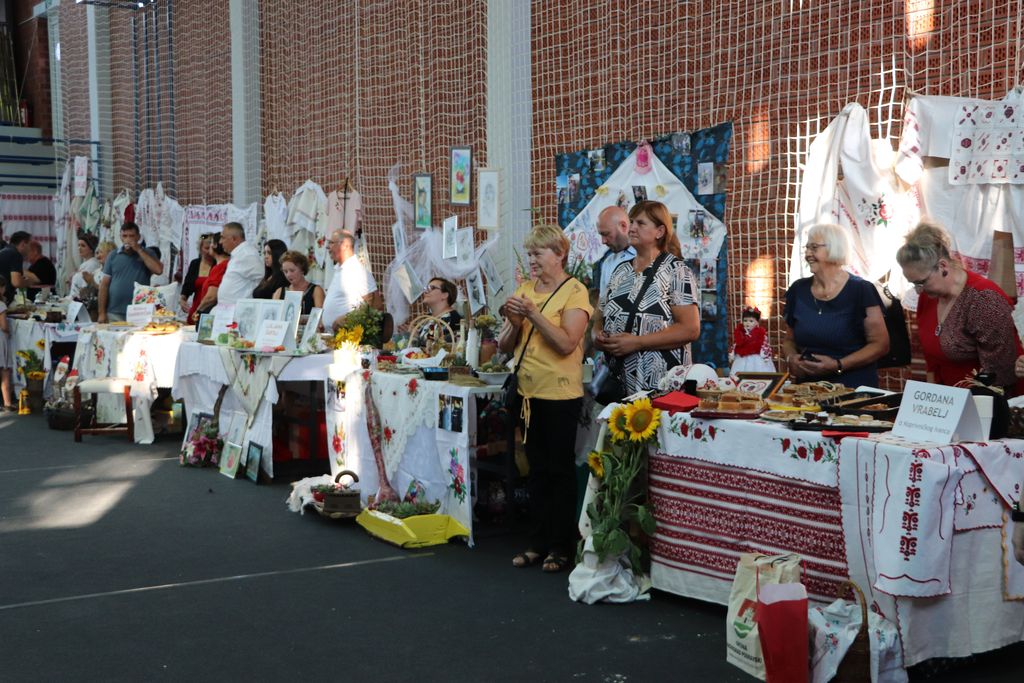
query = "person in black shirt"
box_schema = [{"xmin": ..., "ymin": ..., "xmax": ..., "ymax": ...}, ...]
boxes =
[
  {"xmin": 0, "ymin": 231, "xmax": 31, "ymax": 303},
  {"xmin": 253, "ymin": 239, "xmax": 288, "ymax": 299},
  {"xmin": 23, "ymin": 241, "xmax": 56, "ymax": 301}
]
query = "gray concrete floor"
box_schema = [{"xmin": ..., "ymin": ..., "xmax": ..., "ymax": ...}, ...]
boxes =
[{"xmin": 0, "ymin": 411, "xmax": 1018, "ymax": 682}]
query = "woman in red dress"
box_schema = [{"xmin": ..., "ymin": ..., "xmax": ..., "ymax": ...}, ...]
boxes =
[
  {"xmin": 897, "ymin": 220, "xmax": 1024, "ymax": 395},
  {"xmin": 193, "ymin": 234, "xmax": 230, "ymax": 320}
]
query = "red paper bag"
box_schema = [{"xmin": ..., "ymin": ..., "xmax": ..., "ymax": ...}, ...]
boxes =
[{"xmin": 756, "ymin": 573, "xmax": 808, "ymax": 683}]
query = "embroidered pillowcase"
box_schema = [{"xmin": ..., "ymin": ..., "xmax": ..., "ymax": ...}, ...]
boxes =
[{"xmin": 132, "ymin": 282, "xmax": 180, "ymax": 313}]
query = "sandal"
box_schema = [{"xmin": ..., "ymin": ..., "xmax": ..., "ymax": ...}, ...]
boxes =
[
  {"xmin": 542, "ymin": 554, "xmax": 571, "ymax": 573},
  {"xmin": 511, "ymin": 551, "xmax": 543, "ymax": 568},
  {"xmin": 2, "ymin": 405, "xmax": 16, "ymax": 413}
]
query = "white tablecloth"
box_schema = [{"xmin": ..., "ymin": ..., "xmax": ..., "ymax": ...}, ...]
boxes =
[
  {"xmin": 650, "ymin": 414, "xmax": 1024, "ymax": 667},
  {"xmin": 10, "ymin": 318, "xmax": 82, "ymax": 392}
]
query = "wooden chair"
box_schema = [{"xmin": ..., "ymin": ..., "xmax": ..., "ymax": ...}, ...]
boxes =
[{"xmin": 73, "ymin": 378, "xmax": 135, "ymax": 442}]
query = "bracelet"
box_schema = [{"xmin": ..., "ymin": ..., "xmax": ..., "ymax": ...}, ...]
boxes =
[
  {"xmin": 836, "ymin": 358, "xmax": 844, "ymax": 375},
  {"xmin": 1013, "ymin": 501, "xmax": 1024, "ymax": 523}
]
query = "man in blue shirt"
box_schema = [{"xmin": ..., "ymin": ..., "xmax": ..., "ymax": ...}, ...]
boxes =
[
  {"xmin": 590, "ymin": 206, "xmax": 635, "ymax": 303},
  {"xmin": 98, "ymin": 221, "xmax": 164, "ymax": 322}
]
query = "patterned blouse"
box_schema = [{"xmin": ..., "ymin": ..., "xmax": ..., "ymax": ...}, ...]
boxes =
[
  {"xmin": 600, "ymin": 253, "xmax": 699, "ymax": 395},
  {"xmin": 916, "ymin": 270, "xmax": 1024, "ymax": 394}
]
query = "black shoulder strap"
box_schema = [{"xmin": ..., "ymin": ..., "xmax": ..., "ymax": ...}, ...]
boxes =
[
  {"xmin": 622, "ymin": 252, "xmax": 670, "ymax": 335},
  {"xmin": 511, "ymin": 276, "xmax": 574, "ymax": 376}
]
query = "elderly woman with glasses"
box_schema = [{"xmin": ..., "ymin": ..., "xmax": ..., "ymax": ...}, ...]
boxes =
[
  {"xmin": 898, "ymin": 219, "xmax": 1024, "ymax": 394},
  {"xmin": 782, "ymin": 223, "xmax": 889, "ymax": 388}
]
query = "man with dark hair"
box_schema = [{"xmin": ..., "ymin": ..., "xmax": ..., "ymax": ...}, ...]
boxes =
[
  {"xmin": 98, "ymin": 221, "xmax": 163, "ymax": 322},
  {"xmin": 22, "ymin": 241, "xmax": 56, "ymax": 301},
  {"xmin": 0, "ymin": 231, "xmax": 32, "ymax": 303}
]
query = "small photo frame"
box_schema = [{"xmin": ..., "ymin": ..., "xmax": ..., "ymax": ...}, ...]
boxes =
[
  {"xmin": 450, "ymin": 146, "xmax": 472, "ymax": 206},
  {"xmin": 477, "ymin": 168, "xmax": 500, "ymax": 230},
  {"xmin": 671, "ymin": 132, "xmax": 691, "ymax": 154},
  {"xmin": 196, "ymin": 314, "xmax": 214, "ymax": 344},
  {"xmin": 556, "ymin": 173, "xmax": 568, "ymax": 205},
  {"xmin": 713, "ymin": 163, "xmax": 728, "ymax": 193},
  {"xmin": 413, "ymin": 174, "xmax": 432, "ymax": 229},
  {"xmin": 233, "ymin": 299, "xmax": 261, "ymax": 343},
  {"xmin": 300, "ymin": 307, "xmax": 323, "ymax": 351},
  {"xmin": 632, "ymin": 185, "xmax": 648, "ymax": 203},
  {"xmin": 466, "ymin": 268, "xmax": 486, "ymax": 315},
  {"xmin": 700, "ymin": 259, "xmax": 716, "ymax": 290},
  {"xmin": 245, "ymin": 442, "xmax": 263, "ymax": 483},
  {"xmin": 689, "ymin": 209, "xmax": 707, "ymax": 238},
  {"xmin": 697, "ymin": 161, "xmax": 715, "ymax": 195},
  {"xmin": 442, "ymin": 216, "xmax": 458, "ymax": 260},
  {"xmin": 220, "ymin": 442, "xmax": 243, "ymax": 479},
  {"xmin": 588, "ymin": 149, "xmax": 606, "ymax": 173},
  {"xmin": 734, "ymin": 372, "xmax": 789, "ymax": 399},
  {"xmin": 700, "ymin": 291, "xmax": 718, "ymax": 321},
  {"xmin": 567, "ymin": 173, "xmax": 580, "ymax": 203},
  {"xmin": 282, "ymin": 290, "xmax": 302, "ymax": 350}
]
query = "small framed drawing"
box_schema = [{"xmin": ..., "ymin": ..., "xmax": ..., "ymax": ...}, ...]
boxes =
[
  {"xmin": 233, "ymin": 299, "xmax": 262, "ymax": 343},
  {"xmin": 196, "ymin": 314, "xmax": 214, "ymax": 344},
  {"xmin": 224, "ymin": 410, "xmax": 247, "ymax": 449},
  {"xmin": 282, "ymin": 290, "xmax": 302, "ymax": 350},
  {"xmin": 245, "ymin": 442, "xmax": 262, "ymax": 483},
  {"xmin": 466, "ymin": 268, "xmax": 486, "ymax": 314},
  {"xmin": 734, "ymin": 372, "xmax": 789, "ymax": 399},
  {"xmin": 413, "ymin": 174, "xmax": 432, "ymax": 229},
  {"xmin": 219, "ymin": 442, "xmax": 242, "ymax": 479},
  {"xmin": 450, "ymin": 146, "xmax": 472, "ymax": 206},
  {"xmin": 300, "ymin": 307, "xmax": 323, "ymax": 352},
  {"xmin": 442, "ymin": 216, "xmax": 458, "ymax": 260},
  {"xmin": 477, "ymin": 168, "xmax": 499, "ymax": 230}
]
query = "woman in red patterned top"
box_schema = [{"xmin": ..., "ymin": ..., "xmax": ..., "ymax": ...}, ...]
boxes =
[{"xmin": 897, "ymin": 220, "xmax": 1024, "ymax": 395}]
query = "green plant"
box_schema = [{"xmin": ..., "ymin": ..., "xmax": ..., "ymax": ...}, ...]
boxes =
[
  {"xmin": 341, "ymin": 303, "xmax": 384, "ymax": 348},
  {"xmin": 583, "ymin": 397, "xmax": 661, "ymax": 575},
  {"xmin": 375, "ymin": 499, "xmax": 441, "ymax": 518}
]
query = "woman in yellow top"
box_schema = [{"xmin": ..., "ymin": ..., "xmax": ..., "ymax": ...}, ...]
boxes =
[{"xmin": 498, "ymin": 224, "xmax": 592, "ymax": 573}]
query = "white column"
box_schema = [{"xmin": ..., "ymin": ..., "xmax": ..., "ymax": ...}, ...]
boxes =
[
  {"xmin": 86, "ymin": 4, "xmax": 113, "ymax": 196},
  {"xmin": 229, "ymin": 0, "xmax": 261, "ymax": 207},
  {"xmin": 486, "ymin": 0, "xmax": 531, "ymax": 303}
]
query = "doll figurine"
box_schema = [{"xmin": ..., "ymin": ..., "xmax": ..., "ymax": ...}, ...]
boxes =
[{"xmin": 729, "ymin": 306, "xmax": 776, "ymax": 375}]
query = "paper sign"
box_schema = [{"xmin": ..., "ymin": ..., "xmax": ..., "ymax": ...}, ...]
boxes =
[
  {"xmin": 211, "ymin": 304, "xmax": 236, "ymax": 342},
  {"xmin": 66, "ymin": 301, "xmax": 87, "ymax": 323},
  {"xmin": 892, "ymin": 380, "xmax": 985, "ymax": 443},
  {"xmin": 254, "ymin": 319, "xmax": 290, "ymax": 351},
  {"xmin": 125, "ymin": 303, "xmax": 155, "ymax": 326}
]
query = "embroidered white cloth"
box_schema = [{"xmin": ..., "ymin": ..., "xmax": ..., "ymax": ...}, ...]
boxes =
[
  {"xmin": 657, "ymin": 412, "xmax": 843, "ymax": 487},
  {"xmin": 369, "ymin": 371, "xmax": 437, "ymax": 478},
  {"xmin": 790, "ymin": 102, "xmax": 919, "ymax": 290},
  {"xmin": 808, "ymin": 599, "xmax": 907, "ymax": 683},
  {"xmin": 568, "ymin": 535, "xmax": 651, "ymax": 604},
  {"xmin": 949, "ymin": 95, "xmax": 1024, "ymax": 184},
  {"xmin": 287, "ymin": 180, "xmax": 328, "ymax": 286},
  {"xmin": 263, "ymin": 193, "xmax": 289, "ymax": 244}
]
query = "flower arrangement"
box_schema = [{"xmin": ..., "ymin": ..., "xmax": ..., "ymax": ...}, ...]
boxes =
[
  {"xmin": 342, "ymin": 303, "xmax": 385, "ymax": 348},
  {"xmin": 330, "ymin": 324, "xmax": 364, "ymax": 350},
  {"xmin": 584, "ymin": 397, "xmax": 661, "ymax": 574},
  {"xmin": 15, "ymin": 349, "xmax": 45, "ymax": 381},
  {"xmin": 180, "ymin": 418, "xmax": 223, "ymax": 467},
  {"xmin": 374, "ymin": 499, "xmax": 441, "ymax": 519},
  {"xmin": 473, "ymin": 313, "xmax": 499, "ymax": 340}
]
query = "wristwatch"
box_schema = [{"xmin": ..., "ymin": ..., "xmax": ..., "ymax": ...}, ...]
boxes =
[{"xmin": 1013, "ymin": 501, "xmax": 1024, "ymax": 523}]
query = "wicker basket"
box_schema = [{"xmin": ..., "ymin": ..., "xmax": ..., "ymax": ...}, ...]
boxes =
[
  {"xmin": 407, "ymin": 314, "xmax": 455, "ymax": 358},
  {"xmin": 832, "ymin": 580, "xmax": 871, "ymax": 682},
  {"xmin": 1008, "ymin": 407, "xmax": 1024, "ymax": 438},
  {"xmin": 45, "ymin": 405, "xmax": 77, "ymax": 431},
  {"xmin": 322, "ymin": 470, "xmax": 361, "ymax": 517}
]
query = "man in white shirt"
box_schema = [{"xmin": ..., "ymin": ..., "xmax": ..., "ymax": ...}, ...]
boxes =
[
  {"xmin": 215, "ymin": 222, "xmax": 264, "ymax": 307},
  {"xmin": 322, "ymin": 229, "xmax": 378, "ymax": 331}
]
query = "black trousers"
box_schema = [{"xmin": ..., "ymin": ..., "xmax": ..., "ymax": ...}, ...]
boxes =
[{"xmin": 520, "ymin": 396, "xmax": 582, "ymax": 556}]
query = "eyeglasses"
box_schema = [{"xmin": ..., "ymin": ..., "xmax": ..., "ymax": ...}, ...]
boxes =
[
  {"xmin": 426, "ymin": 285, "xmax": 443, "ymax": 292},
  {"xmin": 804, "ymin": 242, "xmax": 827, "ymax": 251},
  {"xmin": 909, "ymin": 267, "xmax": 938, "ymax": 289}
]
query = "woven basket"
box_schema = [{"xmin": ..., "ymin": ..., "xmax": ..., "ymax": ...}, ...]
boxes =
[
  {"xmin": 322, "ymin": 470, "xmax": 361, "ymax": 517},
  {"xmin": 832, "ymin": 580, "xmax": 871, "ymax": 682},
  {"xmin": 407, "ymin": 314, "xmax": 455, "ymax": 358}
]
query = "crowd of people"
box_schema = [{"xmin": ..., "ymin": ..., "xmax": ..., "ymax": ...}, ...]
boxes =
[{"xmin": 4, "ymin": 202, "xmax": 1024, "ymax": 568}]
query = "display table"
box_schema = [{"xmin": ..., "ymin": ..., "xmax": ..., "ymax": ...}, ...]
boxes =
[
  {"xmin": 10, "ymin": 318, "xmax": 82, "ymax": 392},
  {"xmin": 649, "ymin": 411, "xmax": 1024, "ymax": 666},
  {"xmin": 71, "ymin": 325, "xmax": 184, "ymax": 443},
  {"xmin": 326, "ymin": 369, "xmax": 493, "ymax": 546},
  {"xmin": 172, "ymin": 341, "xmax": 333, "ymax": 479}
]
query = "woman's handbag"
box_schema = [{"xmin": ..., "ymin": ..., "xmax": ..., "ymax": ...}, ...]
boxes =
[
  {"xmin": 590, "ymin": 252, "xmax": 670, "ymax": 405},
  {"xmin": 875, "ymin": 282, "xmax": 912, "ymax": 369},
  {"xmin": 501, "ymin": 277, "xmax": 573, "ymax": 411}
]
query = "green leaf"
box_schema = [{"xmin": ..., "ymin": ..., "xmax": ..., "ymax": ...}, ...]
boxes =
[
  {"xmin": 592, "ymin": 532, "xmax": 606, "ymax": 557},
  {"xmin": 637, "ymin": 505, "xmax": 657, "ymax": 535},
  {"xmin": 606, "ymin": 528, "xmax": 630, "ymax": 556}
]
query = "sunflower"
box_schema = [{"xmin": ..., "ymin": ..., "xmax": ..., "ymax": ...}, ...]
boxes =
[
  {"xmin": 623, "ymin": 398, "xmax": 660, "ymax": 442},
  {"xmin": 607, "ymin": 405, "xmax": 629, "ymax": 442},
  {"xmin": 587, "ymin": 450, "xmax": 605, "ymax": 479}
]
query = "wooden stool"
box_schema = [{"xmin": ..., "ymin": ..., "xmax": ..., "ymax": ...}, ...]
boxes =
[{"xmin": 74, "ymin": 378, "xmax": 135, "ymax": 442}]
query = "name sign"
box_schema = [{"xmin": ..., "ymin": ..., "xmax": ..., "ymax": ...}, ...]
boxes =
[
  {"xmin": 125, "ymin": 303, "xmax": 155, "ymax": 326},
  {"xmin": 892, "ymin": 380, "xmax": 984, "ymax": 443},
  {"xmin": 211, "ymin": 304, "xmax": 236, "ymax": 342},
  {"xmin": 254, "ymin": 320, "xmax": 290, "ymax": 351}
]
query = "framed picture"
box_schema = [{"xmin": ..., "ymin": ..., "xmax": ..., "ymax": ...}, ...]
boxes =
[
  {"xmin": 413, "ymin": 174, "xmax": 432, "ymax": 229},
  {"xmin": 224, "ymin": 410, "xmax": 247, "ymax": 449},
  {"xmin": 477, "ymin": 168, "xmax": 499, "ymax": 230},
  {"xmin": 734, "ymin": 372, "xmax": 789, "ymax": 399},
  {"xmin": 300, "ymin": 307, "xmax": 323, "ymax": 352},
  {"xmin": 219, "ymin": 442, "xmax": 242, "ymax": 479},
  {"xmin": 450, "ymin": 146, "xmax": 472, "ymax": 206},
  {"xmin": 196, "ymin": 314, "xmax": 214, "ymax": 344},
  {"xmin": 180, "ymin": 410, "xmax": 214, "ymax": 465},
  {"xmin": 233, "ymin": 299, "xmax": 261, "ymax": 342},
  {"xmin": 480, "ymin": 253, "xmax": 505, "ymax": 297},
  {"xmin": 282, "ymin": 291, "xmax": 302, "ymax": 350},
  {"xmin": 455, "ymin": 227, "xmax": 474, "ymax": 268},
  {"xmin": 245, "ymin": 442, "xmax": 263, "ymax": 483},
  {"xmin": 466, "ymin": 268, "xmax": 486, "ymax": 314},
  {"xmin": 442, "ymin": 216, "xmax": 458, "ymax": 260},
  {"xmin": 394, "ymin": 260, "xmax": 424, "ymax": 305}
]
